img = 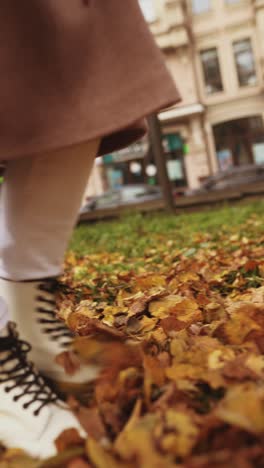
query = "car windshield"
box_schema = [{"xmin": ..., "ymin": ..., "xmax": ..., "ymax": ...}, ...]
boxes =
[
  {"xmin": 96, "ymin": 191, "xmax": 120, "ymax": 207},
  {"xmin": 120, "ymin": 187, "xmax": 145, "ymax": 201},
  {"xmin": 120, "ymin": 186, "xmax": 159, "ymax": 201}
]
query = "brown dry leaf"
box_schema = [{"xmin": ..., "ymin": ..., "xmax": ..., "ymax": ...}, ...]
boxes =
[
  {"xmin": 185, "ymin": 445, "xmax": 264, "ymax": 468},
  {"xmin": 116, "ymin": 290, "xmax": 142, "ymax": 308},
  {"xmin": 104, "ymin": 305, "xmax": 128, "ymax": 317},
  {"xmin": 160, "ymin": 315, "xmax": 187, "ymax": 334},
  {"xmin": 214, "ymin": 313, "xmax": 261, "ymax": 345},
  {"xmin": 55, "ymin": 351, "xmax": 81, "ymax": 376},
  {"xmin": 127, "ymin": 296, "xmax": 149, "ymax": 316},
  {"xmin": 55, "ymin": 429, "xmax": 84, "ymax": 453},
  {"xmin": 57, "ymin": 298, "xmax": 75, "ymax": 323},
  {"xmin": 126, "ymin": 315, "xmax": 158, "ymax": 336},
  {"xmin": 149, "ymin": 295, "xmax": 182, "ymax": 318},
  {"xmin": 0, "ymin": 451, "xmax": 39, "ymax": 468},
  {"xmin": 132, "ymin": 274, "xmax": 167, "ymax": 290},
  {"xmin": 68, "ymin": 316, "xmax": 126, "ymax": 339},
  {"xmin": 68, "ymin": 400, "xmax": 107, "ymax": 441},
  {"xmin": 126, "ymin": 316, "xmax": 143, "ymax": 334},
  {"xmin": 177, "ymin": 271, "xmax": 201, "ymax": 283},
  {"xmin": 72, "ymin": 337, "xmax": 106, "ymax": 363},
  {"xmin": 95, "ymin": 380, "xmax": 118, "ymax": 405},
  {"xmin": 144, "ymin": 354, "xmax": 166, "ymax": 403},
  {"xmin": 170, "ymin": 333, "xmax": 189, "ymax": 358},
  {"xmin": 39, "ymin": 448, "xmax": 86, "ymax": 468},
  {"xmin": 99, "ymin": 401, "xmax": 124, "ymax": 436},
  {"xmin": 167, "ymin": 336, "xmax": 228, "ymax": 389},
  {"xmin": 249, "ymin": 286, "xmax": 264, "ymax": 303},
  {"xmin": 86, "ymin": 438, "xmax": 130, "ymax": 468},
  {"xmin": 247, "ymin": 330, "xmax": 264, "ymax": 353},
  {"xmin": 67, "ymin": 458, "xmax": 92, "ymax": 468},
  {"xmin": 149, "ymin": 327, "xmax": 168, "ymax": 344},
  {"xmin": 117, "ymin": 285, "xmax": 166, "ymax": 312},
  {"xmin": 149, "ymin": 296, "xmax": 202, "ymax": 325},
  {"xmin": 140, "ymin": 316, "xmax": 158, "ymax": 333},
  {"xmin": 166, "ymin": 362, "xmax": 204, "ymax": 382},
  {"xmin": 204, "ymin": 301, "xmax": 227, "ymax": 322},
  {"xmin": 221, "ymin": 355, "xmax": 259, "ymax": 381},
  {"xmin": 74, "ymin": 301, "xmax": 99, "ymax": 320},
  {"xmin": 4, "ymin": 213, "xmax": 263, "ymax": 466}
]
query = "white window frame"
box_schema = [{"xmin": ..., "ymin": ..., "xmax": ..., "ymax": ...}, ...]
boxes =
[
  {"xmin": 192, "ymin": 0, "xmax": 211, "ymax": 15},
  {"xmin": 139, "ymin": 0, "xmax": 157, "ymax": 23}
]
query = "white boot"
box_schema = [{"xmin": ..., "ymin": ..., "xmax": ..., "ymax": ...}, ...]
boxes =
[
  {"xmin": 0, "ymin": 279, "xmax": 98, "ymax": 387},
  {"xmin": 0, "ymin": 322, "xmax": 85, "ymax": 459}
]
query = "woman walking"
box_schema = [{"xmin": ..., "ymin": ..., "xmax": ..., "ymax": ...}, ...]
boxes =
[{"xmin": 0, "ymin": 0, "xmax": 180, "ymax": 457}]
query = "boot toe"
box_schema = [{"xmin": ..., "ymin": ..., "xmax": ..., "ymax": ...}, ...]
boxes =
[{"xmin": 37, "ymin": 404, "xmax": 86, "ymax": 459}]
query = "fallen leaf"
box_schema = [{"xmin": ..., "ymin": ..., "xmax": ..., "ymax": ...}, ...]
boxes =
[
  {"xmin": 55, "ymin": 429, "xmax": 84, "ymax": 453},
  {"xmin": 86, "ymin": 438, "xmax": 129, "ymax": 468},
  {"xmin": 215, "ymin": 384, "xmax": 264, "ymax": 433},
  {"xmin": 55, "ymin": 351, "xmax": 81, "ymax": 376}
]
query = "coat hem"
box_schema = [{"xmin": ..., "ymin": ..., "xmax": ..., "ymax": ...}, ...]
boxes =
[{"xmin": 1, "ymin": 96, "xmax": 180, "ymax": 163}]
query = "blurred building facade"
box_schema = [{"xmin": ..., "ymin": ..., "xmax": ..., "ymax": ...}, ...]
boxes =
[
  {"xmin": 146, "ymin": 0, "xmax": 264, "ymax": 188},
  {"xmin": 86, "ymin": 0, "xmax": 264, "ymax": 197}
]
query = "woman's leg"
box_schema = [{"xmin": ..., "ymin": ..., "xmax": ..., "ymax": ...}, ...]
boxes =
[
  {"xmin": 0, "ymin": 139, "xmax": 100, "ymax": 383},
  {"xmin": 0, "ymin": 139, "xmax": 100, "ymax": 281},
  {"xmin": 0, "ymin": 139, "xmax": 100, "ymax": 457}
]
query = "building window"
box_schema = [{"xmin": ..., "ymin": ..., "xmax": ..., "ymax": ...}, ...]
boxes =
[
  {"xmin": 200, "ymin": 48, "xmax": 223, "ymax": 94},
  {"xmin": 163, "ymin": 134, "xmax": 187, "ymax": 188},
  {"xmin": 213, "ymin": 116, "xmax": 264, "ymax": 168},
  {"xmin": 233, "ymin": 39, "xmax": 257, "ymax": 87},
  {"xmin": 192, "ymin": 0, "xmax": 210, "ymax": 14},
  {"xmin": 138, "ymin": 0, "xmax": 157, "ymax": 23}
]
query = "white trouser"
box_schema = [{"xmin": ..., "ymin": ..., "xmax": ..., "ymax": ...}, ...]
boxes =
[
  {"xmin": 0, "ymin": 297, "xmax": 8, "ymax": 331},
  {"xmin": 0, "ymin": 139, "xmax": 100, "ymax": 283}
]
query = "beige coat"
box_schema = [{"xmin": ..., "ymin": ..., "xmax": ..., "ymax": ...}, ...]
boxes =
[{"xmin": 0, "ymin": 0, "xmax": 180, "ymax": 160}]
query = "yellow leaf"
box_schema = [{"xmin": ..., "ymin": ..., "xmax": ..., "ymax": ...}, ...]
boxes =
[
  {"xmin": 149, "ymin": 295, "xmax": 182, "ymax": 317},
  {"xmin": 114, "ymin": 399, "xmax": 142, "ymax": 450},
  {"xmin": 170, "ymin": 335, "xmax": 188, "ymax": 359},
  {"xmin": 149, "ymin": 296, "xmax": 200, "ymax": 323},
  {"xmin": 133, "ymin": 274, "xmax": 167, "ymax": 290},
  {"xmin": 208, "ymin": 348, "xmax": 235, "ymax": 370},
  {"xmin": 160, "ymin": 410, "xmax": 198, "ymax": 457},
  {"xmin": 103, "ymin": 305, "xmax": 128, "ymax": 317},
  {"xmin": 140, "ymin": 316, "xmax": 158, "ymax": 333},
  {"xmin": 245, "ymin": 355, "xmax": 264, "ymax": 377},
  {"xmin": 219, "ymin": 314, "xmax": 261, "ymax": 344},
  {"xmin": 166, "ymin": 363, "xmax": 203, "ymax": 382},
  {"xmin": 150, "ymin": 328, "xmax": 168, "ymax": 344},
  {"xmin": 114, "ymin": 414, "xmax": 175, "ymax": 468},
  {"xmin": 177, "ymin": 271, "xmax": 200, "ymax": 282},
  {"xmin": 86, "ymin": 438, "xmax": 129, "ymax": 468},
  {"xmin": 215, "ymin": 384, "xmax": 264, "ymax": 433},
  {"xmin": 75, "ymin": 300, "xmax": 98, "ymax": 319}
]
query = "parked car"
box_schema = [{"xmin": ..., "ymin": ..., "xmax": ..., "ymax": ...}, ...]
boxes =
[
  {"xmin": 185, "ymin": 164, "xmax": 264, "ymax": 196},
  {"xmin": 80, "ymin": 184, "xmax": 163, "ymax": 213}
]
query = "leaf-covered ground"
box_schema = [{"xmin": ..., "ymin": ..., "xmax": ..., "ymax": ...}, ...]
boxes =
[{"xmin": 2, "ymin": 201, "xmax": 264, "ymax": 468}]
